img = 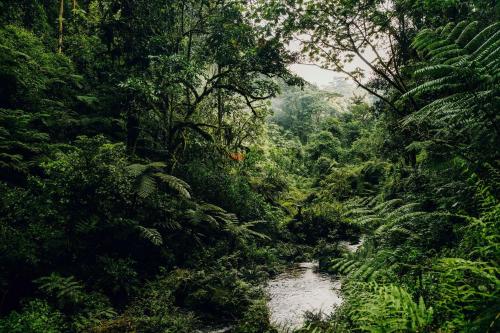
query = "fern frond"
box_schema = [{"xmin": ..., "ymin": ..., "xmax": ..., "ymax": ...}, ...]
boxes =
[
  {"xmin": 471, "ymin": 29, "xmax": 500, "ymax": 59},
  {"xmin": 464, "ymin": 22, "xmax": 500, "ymax": 52},
  {"xmin": 35, "ymin": 274, "xmax": 85, "ymax": 303},
  {"xmin": 153, "ymin": 172, "xmax": 191, "ymax": 198},
  {"xmin": 447, "ymin": 21, "xmax": 469, "ymax": 42},
  {"xmin": 373, "ymin": 198, "xmax": 404, "ymax": 213},
  {"xmin": 127, "ymin": 162, "xmax": 191, "ymax": 199},
  {"xmin": 355, "ymin": 284, "xmax": 433, "ymax": 332},
  {"xmin": 137, "ymin": 226, "xmax": 163, "ymax": 245},
  {"xmin": 413, "ymin": 65, "xmax": 457, "ymax": 79},
  {"xmin": 456, "ymin": 21, "xmax": 479, "ymax": 46},
  {"xmin": 402, "ymin": 76, "xmax": 460, "ymax": 99},
  {"xmin": 137, "ymin": 174, "xmax": 157, "ymax": 198},
  {"xmin": 126, "ymin": 163, "xmax": 149, "ymax": 177},
  {"xmin": 225, "ymin": 220, "xmax": 271, "ymax": 240}
]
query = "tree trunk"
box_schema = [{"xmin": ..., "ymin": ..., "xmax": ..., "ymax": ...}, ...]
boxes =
[
  {"xmin": 126, "ymin": 110, "xmax": 140, "ymax": 155},
  {"xmin": 217, "ymin": 64, "xmax": 224, "ymax": 143},
  {"xmin": 58, "ymin": 0, "xmax": 64, "ymax": 54}
]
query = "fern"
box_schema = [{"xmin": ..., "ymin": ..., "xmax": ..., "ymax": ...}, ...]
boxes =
[
  {"xmin": 74, "ymin": 216, "xmax": 99, "ymax": 234},
  {"xmin": 153, "ymin": 172, "xmax": 191, "ymax": 199},
  {"xmin": 186, "ymin": 202, "xmax": 271, "ymax": 241},
  {"xmin": 431, "ymin": 257, "xmax": 500, "ymax": 331},
  {"xmin": 137, "ymin": 226, "xmax": 163, "ymax": 246},
  {"xmin": 35, "ymin": 274, "xmax": 85, "ymax": 304},
  {"xmin": 224, "ymin": 220, "xmax": 271, "ymax": 241},
  {"xmin": 354, "ymin": 284, "xmax": 433, "ymax": 333},
  {"xmin": 402, "ymin": 21, "xmax": 500, "ymax": 164},
  {"xmin": 137, "ymin": 174, "xmax": 157, "ymax": 199},
  {"xmin": 126, "ymin": 162, "xmax": 191, "ymax": 199},
  {"xmin": 73, "ymin": 307, "xmax": 117, "ymax": 332}
]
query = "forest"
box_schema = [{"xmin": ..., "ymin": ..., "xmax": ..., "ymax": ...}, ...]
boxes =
[{"xmin": 0, "ymin": 0, "xmax": 499, "ymax": 332}]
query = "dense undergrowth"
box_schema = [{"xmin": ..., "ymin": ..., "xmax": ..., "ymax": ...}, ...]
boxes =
[{"xmin": 1, "ymin": 0, "xmax": 499, "ymax": 332}]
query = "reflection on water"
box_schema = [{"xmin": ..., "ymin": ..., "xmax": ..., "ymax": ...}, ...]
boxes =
[
  {"xmin": 339, "ymin": 239, "xmax": 363, "ymax": 253},
  {"xmin": 266, "ymin": 262, "xmax": 342, "ymax": 331}
]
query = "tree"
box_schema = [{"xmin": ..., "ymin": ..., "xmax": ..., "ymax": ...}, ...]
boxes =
[
  {"xmin": 115, "ymin": 0, "xmax": 300, "ymax": 158},
  {"xmin": 272, "ymin": 84, "xmax": 339, "ymax": 142}
]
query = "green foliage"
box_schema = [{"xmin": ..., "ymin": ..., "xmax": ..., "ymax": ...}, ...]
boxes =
[
  {"xmin": 271, "ymin": 85, "xmax": 339, "ymax": 142},
  {"xmin": 36, "ymin": 274, "xmax": 86, "ymax": 305},
  {"xmin": 137, "ymin": 226, "xmax": 163, "ymax": 246},
  {"xmin": 425, "ymin": 187, "xmax": 500, "ymax": 332},
  {"xmin": 305, "ymin": 131, "xmax": 343, "ymax": 165},
  {"xmin": 1, "ymin": 1, "xmax": 499, "ymax": 332},
  {"xmin": 178, "ymin": 147, "xmax": 282, "ymax": 223},
  {"xmin": 354, "ymin": 284, "xmax": 433, "ymax": 333},
  {"xmin": 0, "ymin": 25, "xmax": 79, "ymax": 183},
  {"xmin": 320, "ymin": 178, "xmax": 500, "ymax": 332},
  {"xmin": 0, "ymin": 299, "xmax": 64, "ymax": 333},
  {"xmin": 234, "ymin": 300, "xmax": 277, "ymax": 333},
  {"xmin": 402, "ymin": 21, "xmax": 500, "ymax": 164},
  {"xmin": 319, "ymin": 161, "xmax": 389, "ymax": 200},
  {"xmin": 287, "ymin": 201, "xmax": 359, "ymax": 245},
  {"xmin": 0, "ymin": 135, "xmax": 279, "ymax": 330},
  {"xmin": 126, "ymin": 161, "xmax": 191, "ymax": 199}
]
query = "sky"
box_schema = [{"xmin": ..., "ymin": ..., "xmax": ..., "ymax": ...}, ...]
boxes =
[
  {"xmin": 288, "ymin": 64, "xmax": 343, "ymax": 88},
  {"xmin": 286, "ymin": 39, "xmax": 378, "ymax": 89}
]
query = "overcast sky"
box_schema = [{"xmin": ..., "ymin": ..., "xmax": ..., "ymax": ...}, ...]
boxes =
[
  {"xmin": 287, "ymin": 39, "xmax": 377, "ymax": 88},
  {"xmin": 288, "ymin": 64, "xmax": 342, "ymax": 88}
]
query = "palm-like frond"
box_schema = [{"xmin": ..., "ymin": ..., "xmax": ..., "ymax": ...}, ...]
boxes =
[
  {"xmin": 153, "ymin": 172, "xmax": 191, "ymax": 199},
  {"xmin": 35, "ymin": 273, "xmax": 85, "ymax": 303},
  {"xmin": 137, "ymin": 226, "xmax": 163, "ymax": 245},
  {"xmin": 224, "ymin": 220, "xmax": 271, "ymax": 241},
  {"xmin": 402, "ymin": 21, "xmax": 500, "ymax": 162},
  {"xmin": 137, "ymin": 174, "xmax": 157, "ymax": 199},
  {"xmin": 186, "ymin": 203, "xmax": 270, "ymax": 241},
  {"xmin": 126, "ymin": 162, "xmax": 191, "ymax": 199}
]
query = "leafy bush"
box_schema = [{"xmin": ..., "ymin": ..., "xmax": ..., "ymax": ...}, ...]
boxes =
[
  {"xmin": 0, "ymin": 299, "xmax": 65, "ymax": 333},
  {"xmin": 353, "ymin": 284, "xmax": 433, "ymax": 333},
  {"xmin": 234, "ymin": 300, "xmax": 277, "ymax": 333},
  {"xmin": 287, "ymin": 202, "xmax": 360, "ymax": 245}
]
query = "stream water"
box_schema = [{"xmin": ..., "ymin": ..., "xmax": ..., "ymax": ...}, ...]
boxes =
[
  {"xmin": 203, "ymin": 240, "xmax": 363, "ymax": 333},
  {"xmin": 265, "ymin": 262, "xmax": 342, "ymax": 331},
  {"xmin": 266, "ymin": 239, "xmax": 363, "ymax": 331}
]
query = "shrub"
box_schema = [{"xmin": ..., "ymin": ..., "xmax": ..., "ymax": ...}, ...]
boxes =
[{"xmin": 0, "ymin": 299, "xmax": 65, "ymax": 333}]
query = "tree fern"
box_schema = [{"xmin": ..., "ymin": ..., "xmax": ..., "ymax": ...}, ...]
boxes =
[
  {"xmin": 224, "ymin": 220, "xmax": 271, "ymax": 241},
  {"xmin": 153, "ymin": 172, "xmax": 191, "ymax": 199},
  {"xmin": 186, "ymin": 202, "xmax": 270, "ymax": 241},
  {"xmin": 137, "ymin": 174, "xmax": 157, "ymax": 199},
  {"xmin": 402, "ymin": 21, "xmax": 500, "ymax": 164},
  {"xmin": 329, "ymin": 249, "xmax": 391, "ymax": 283},
  {"xmin": 126, "ymin": 162, "xmax": 191, "ymax": 199},
  {"xmin": 137, "ymin": 226, "xmax": 163, "ymax": 246},
  {"xmin": 344, "ymin": 196, "xmax": 425, "ymax": 235}
]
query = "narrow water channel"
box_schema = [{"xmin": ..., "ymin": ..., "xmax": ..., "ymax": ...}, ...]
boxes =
[
  {"xmin": 266, "ymin": 262, "xmax": 342, "ymax": 331},
  {"xmin": 202, "ymin": 241, "xmax": 363, "ymax": 333}
]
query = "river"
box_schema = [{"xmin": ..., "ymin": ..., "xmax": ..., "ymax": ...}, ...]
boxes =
[
  {"xmin": 202, "ymin": 240, "xmax": 363, "ymax": 333},
  {"xmin": 200, "ymin": 262, "xmax": 341, "ymax": 333},
  {"xmin": 265, "ymin": 262, "xmax": 342, "ymax": 331},
  {"xmin": 266, "ymin": 239, "xmax": 363, "ymax": 331}
]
